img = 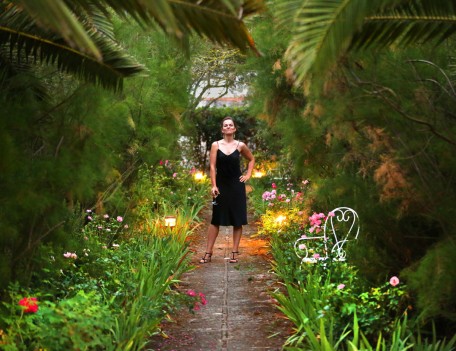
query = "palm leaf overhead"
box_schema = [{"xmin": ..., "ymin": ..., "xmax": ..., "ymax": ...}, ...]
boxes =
[
  {"xmin": 352, "ymin": 0, "xmax": 456, "ymax": 50},
  {"xmin": 274, "ymin": 0, "xmax": 456, "ymax": 87},
  {"xmin": 274, "ymin": 0, "xmax": 402, "ymax": 87},
  {"xmin": 0, "ymin": 4, "xmax": 145, "ymax": 91},
  {"xmin": 1, "ymin": 0, "xmax": 265, "ymax": 90},
  {"xmin": 13, "ymin": 0, "xmax": 265, "ymax": 56}
]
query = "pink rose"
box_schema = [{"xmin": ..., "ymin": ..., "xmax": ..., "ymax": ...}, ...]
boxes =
[
  {"xmin": 271, "ymin": 183, "xmax": 277, "ymax": 189},
  {"xmin": 337, "ymin": 284, "xmax": 345, "ymax": 290},
  {"xmin": 389, "ymin": 276, "xmax": 400, "ymax": 286},
  {"xmin": 116, "ymin": 216, "xmax": 123, "ymax": 222}
]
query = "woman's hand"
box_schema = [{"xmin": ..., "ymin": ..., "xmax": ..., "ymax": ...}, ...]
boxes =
[
  {"xmin": 211, "ymin": 186, "xmax": 220, "ymax": 197},
  {"xmin": 239, "ymin": 174, "xmax": 250, "ymax": 183}
]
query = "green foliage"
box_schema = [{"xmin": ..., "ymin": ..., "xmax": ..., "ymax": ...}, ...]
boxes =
[
  {"xmin": 402, "ymin": 238, "xmax": 456, "ymax": 323},
  {"xmin": 129, "ymin": 161, "xmax": 209, "ymax": 227},
  {"xmin": 0, "ymin": 18, "xmax": 196, "ymax": 289},
  {"xmin": 244, "ymin": 10, "xmax": 456, "ymax": 331},
  {"xmin": 1, "ymin": 288, "xmax": 114, "ymax": 351}
]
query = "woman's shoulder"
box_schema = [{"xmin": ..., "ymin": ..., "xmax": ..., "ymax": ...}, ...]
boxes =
[{"xmin": 211, "ymin": 140, "xmax": 221, "ymax": 148}]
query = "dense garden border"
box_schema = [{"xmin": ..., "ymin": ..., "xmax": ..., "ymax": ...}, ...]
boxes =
[
  {"xmin": 249, "ymin": 177, "xmax": 456, "ymax": 350},
  {"xmin": 0, "ymin": 161, "xmax": 209, "ymax": 350}
]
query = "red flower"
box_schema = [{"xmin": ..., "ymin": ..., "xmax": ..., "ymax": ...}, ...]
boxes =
[{"xmin": 19, "ymin": 297, "xmax": 38, "ymax": 313}]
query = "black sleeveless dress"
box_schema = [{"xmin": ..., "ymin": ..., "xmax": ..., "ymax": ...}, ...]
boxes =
[{"xmin": 211, "ymin": 145, "xmax": 248, "ymax": 226}]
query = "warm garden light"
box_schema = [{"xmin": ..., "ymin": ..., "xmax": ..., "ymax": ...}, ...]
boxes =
[
  {"xmin": 164, "ymin": 215, "xmax": 177, "ymax": 228},
  {"xmin": 275, "ymin": 215, "xmax": 286, "ymax": 225},
  {"xmin": 253, "ymin": 170, "xmax": 265, "ymax": 178},
  {"xmin": 193, "ymin": 171, "xmax": 206, "ymax": 181}
]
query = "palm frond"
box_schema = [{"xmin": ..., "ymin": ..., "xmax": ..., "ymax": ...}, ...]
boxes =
[
  {"xmin": 0, "ymin": 49, "xmax": 49, "ymax": 100},
  {"xmin": 14, "ymin": 0, "xmax": 102, "ymax": 59},
  {"xmin": 15, "ymin": 0, "xmax": 265, "ymax": 55},
  {"xmin": 0, "ymin": 5, "xmax": 145, "ymax": 91},
  {"xmin": 276, "ymin": 0, "xmax": 403, "ymax": 86},
  {"xmin": 352, "ymin": 0, "xmax": 456, "ymax": 50}
]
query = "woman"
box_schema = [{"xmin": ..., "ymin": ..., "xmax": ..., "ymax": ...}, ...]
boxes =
[{"xmin": 200, "ymin": 116, "xmax": 255, "ymax": 264}]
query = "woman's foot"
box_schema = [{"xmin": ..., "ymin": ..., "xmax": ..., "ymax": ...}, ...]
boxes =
[
  {"xmin": 229, "ymin": 251, "xmax": 239, "ymax": 263},
  {"xmin": 199, "ymin": 252, "xmax": 212, "ymax": 264}
]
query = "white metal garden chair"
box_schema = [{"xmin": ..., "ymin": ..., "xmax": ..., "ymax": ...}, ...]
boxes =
[{"xmin": 294, "ymin": 207, "xmax": 360, "ymax": 263}]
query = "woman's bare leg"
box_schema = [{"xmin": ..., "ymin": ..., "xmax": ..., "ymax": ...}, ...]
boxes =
[
  {"xmin": 232, "ymin": 225, "xmax": 242, "ymax": 253},
  {"xmin": 205, "ymin": 224, "xmax": 220, "ymax": 253}
]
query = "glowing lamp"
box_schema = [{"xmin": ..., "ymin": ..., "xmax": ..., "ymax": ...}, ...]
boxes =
[
  {"xmin": 253, "ymin": 170, "xmax": 265, "ymax": 178},
  {"xmin": 193, "ymin": 171, "xmax": 206, "ymax": 181},
  {"xmin": 275, "ymin": 215, "xmax": 286, "ymax": 225},
  {"xmin": 164, "ymin": 215, "xmax": 177, "ymax": 228}
]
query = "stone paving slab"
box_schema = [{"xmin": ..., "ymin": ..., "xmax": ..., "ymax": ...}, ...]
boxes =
[{"xmin": 148, "ymin": 210, "xmax": 291, "ymax": 351}]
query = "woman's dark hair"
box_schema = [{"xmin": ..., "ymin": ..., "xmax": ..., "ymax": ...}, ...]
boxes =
[{"xmin": 221, "ymin": 116, "xmax": 236, "ymax": 128}]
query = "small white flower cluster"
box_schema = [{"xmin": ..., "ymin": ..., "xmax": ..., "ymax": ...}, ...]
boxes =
[{"xmin": 63, "ymin": 252, "xmax": 77, "ymax": 259}]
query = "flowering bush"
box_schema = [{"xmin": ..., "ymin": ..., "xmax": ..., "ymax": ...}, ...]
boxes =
[
  {"xmin": 82, "ymin": 209, "xmax": 128, "ymax": 249},
  {"xmin": 259, "ymin": 180, "xmax": 309, "ymax": 213},
  {"xmin": 336, "ymin": 275, "xmax": 410, "ymax": 337},
  {"xmin": 185, "ymin": 289, "xmax": 208, "ymax": 312},
  {"xmin": 2, "ymin": 290, "xmax": 113, "ymax": 350}
]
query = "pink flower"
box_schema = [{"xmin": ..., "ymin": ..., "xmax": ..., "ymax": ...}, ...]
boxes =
[
  {"xmin": 186, "ymin": 289, "xmax": 196, "ymax": 297},
  {"xmin": 298, "ymin": 244, "xmax": 306, "ymax": 250},
  {"xmin": 173, "ymin": 173, "xmax": 177, "ymax": 178},
  {"xmin": 337, "ymin": 284, "xmax": 345, "ymax": 290},
  {"xmin": 19, "ymin": 297, "xmax": 38, "ymax": 313},
  {"xmin": 159, "ymin": 160, "xmax": 163, "ymax": 165},
  {"xmin": 389, "ymin": 276, "xmax": 400, "ymax": 286},
  {"xmin": 124, "ymin": 224, "xmax": 129, "ymax": 229},
  {"xmin": 103, "ymin": 214, "xmax": 109, "ymax": 219},
  {"xmin": 199, "ymin": 292, "xmax": 208, "ymax": 305},
  {"xmin": 271, "ymin": 183, "xmax": 277, "ymax": 189},
  {"xmin": 87, "ymin": 216, "xmax": 93, "ymax": 221},
  {"xmin": 86, "ymin": 209, "xmax": 92, "ymax": 213},
  {"xmin": 193, "ymin": 303, "xmax": 201, "ymax": 311},
  {"xmin": 302, "ymin": 180, "xmax": 309, "ymax": 185},
  {"xmin": 313, "ymin": 253, "xmax": 320, "ymax": 259},
  {"xmin": 301, "ymin": 234, "xmax": 307, "ymax": 238},
  {"xmin": 63, "ymin": 252, "xmax": 77, "ymax": 259},
  {"xmin": 116, "ymin": 216, "xmax": 123, "ymax": 222},
  {"xmin": 328, "ymin": 211, "xmax": 335, "ymax": 217}
]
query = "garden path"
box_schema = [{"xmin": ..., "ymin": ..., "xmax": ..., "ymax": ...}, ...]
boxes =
[{"xmin": 148, "ymin": 208, "xmax": 291, "ymax": 351}]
